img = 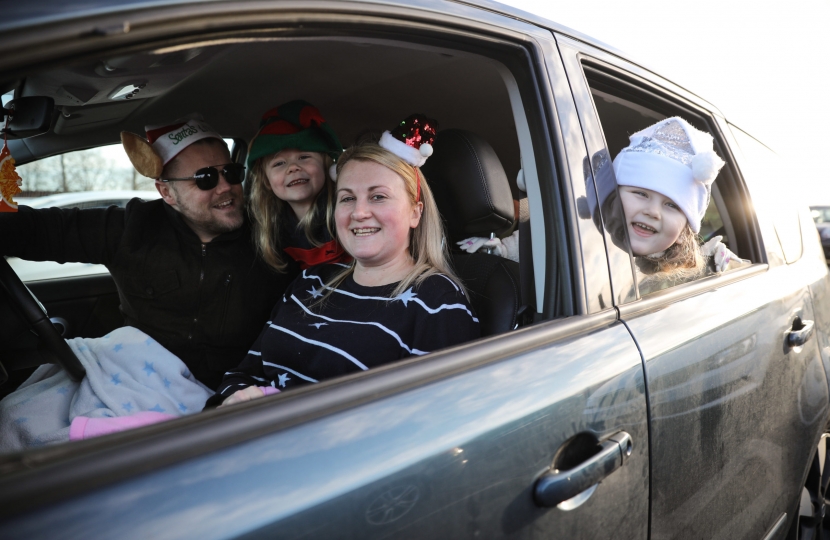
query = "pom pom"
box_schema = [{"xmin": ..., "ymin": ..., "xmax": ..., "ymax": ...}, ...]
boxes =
[
  {"xmin": 419, "ymin": 143, "xmax": 433, "ymax": 158},
  {"xmin": 329, "ymin": 163, "xmax": 338, "ymax": 181},
  {"xmin": 691, "ymin": 150, "xmax": 724, "ymax": 185},
  {"xmin": 516, "ymin": 169, "xmax": 526, "ymax": 192}
]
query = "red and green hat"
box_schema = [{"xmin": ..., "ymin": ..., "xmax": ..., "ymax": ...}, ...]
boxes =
[{"xmin": 247, "ymin": 100, "xmax": 342, "ymax": 168}]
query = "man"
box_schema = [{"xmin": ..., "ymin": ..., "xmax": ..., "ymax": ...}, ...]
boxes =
[{"xmin": 0, "ymin": 117, "xmax": 297, "ymax": 389}]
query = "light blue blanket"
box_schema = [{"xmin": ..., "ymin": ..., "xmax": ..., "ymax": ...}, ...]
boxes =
[{"xmin": 0, "ymin": 327, "xmax": 211, "ymax": 452}]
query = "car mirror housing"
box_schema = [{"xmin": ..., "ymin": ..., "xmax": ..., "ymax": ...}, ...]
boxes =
[{"xmin": 3, "ymin": 96, "xmax": 54, "ymax": 139}]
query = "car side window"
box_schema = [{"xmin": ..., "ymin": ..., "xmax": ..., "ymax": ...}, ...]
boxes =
[
  {"xmin": 17, "ymin": 145, "xmax": 154, "ymax": 196},
  {"xmin": 583, "ymin": 69, "xmax": 755, "ymax": 298},
  {"xmin": 729, "ymin": 125, "xmax": 801, "ymax": 265}
]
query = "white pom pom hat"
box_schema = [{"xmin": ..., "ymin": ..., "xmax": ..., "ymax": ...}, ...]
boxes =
[{"xmin": 612, "ymin": 116, "xmax": 725, "ymax": 233}]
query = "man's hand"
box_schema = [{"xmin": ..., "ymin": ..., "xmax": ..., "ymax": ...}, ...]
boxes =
[{"xmin": 219, "ymin": 386, "xmax": 266, "ymax": 408}]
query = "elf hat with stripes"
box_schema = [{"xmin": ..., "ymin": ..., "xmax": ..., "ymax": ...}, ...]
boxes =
[{"xmin": 247, "ymin": 100, "xmax": 342, "ymax": 169}]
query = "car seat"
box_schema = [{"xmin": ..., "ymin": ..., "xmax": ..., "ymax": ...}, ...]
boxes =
[{"xmin": 421, "ymin": 129, "xmax": 522, "ymax": 337}]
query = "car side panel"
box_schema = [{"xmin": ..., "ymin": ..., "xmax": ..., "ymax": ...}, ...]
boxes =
[
  {"xmin": 623, "ymin": 265, "xmax": 827, "ymax": 540},
  {"xmin": 1, "ymin": 321, "xmax": 647, "ymax": 540}
]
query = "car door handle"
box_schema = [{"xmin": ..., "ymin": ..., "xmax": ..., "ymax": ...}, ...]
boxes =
[
  {"xmin": 788, "ymin": 319, "xmax": 815, "ymax": 348},
  {"xmin": 534, "ymin": 431, "xmax": 632, "ymax": 508}
]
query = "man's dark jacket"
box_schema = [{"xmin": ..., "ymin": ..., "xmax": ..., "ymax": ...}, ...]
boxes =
[{"xmin": 0, "ymin": 198, "xmax": 297, "ymax": 389}]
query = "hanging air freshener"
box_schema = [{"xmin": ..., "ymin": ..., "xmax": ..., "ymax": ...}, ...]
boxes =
[{"xmin": 0, "ymin": 135, "xmax": 21, "ymax": 212}]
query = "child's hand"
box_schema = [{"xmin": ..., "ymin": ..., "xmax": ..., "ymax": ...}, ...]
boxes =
[
  {"xmin": 701, "ymin": 235, "xmax": 745, "ymax": 273},
  {"xmin": 457, "ymin": 231, "xmax": 520, "ymax": 262},
  {"xmin": 219, "ymin": 386, "xmax": 267, "ymax": 408}
]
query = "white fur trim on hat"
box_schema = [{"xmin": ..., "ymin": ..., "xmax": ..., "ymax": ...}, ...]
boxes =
[
  {"xmin": 145, "ymin": 117, "xmax": 224, "ymax": 166},
  {"xmin": 613, "ymin": 150, "xmax": 708, "ymax": 233},
  {"xmin": 329, "ymin": 163, "xmax": 338, "ymax": 181},
  {"xmin": 379, "ymin": 131, "xmax": 427, "ymax": 167}
]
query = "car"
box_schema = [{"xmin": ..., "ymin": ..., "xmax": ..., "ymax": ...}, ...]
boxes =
[
  {"xmin": 8, "ymin": 190, "xmax": 160, "ymax": 282},
  {"xmin": 0, "ymin": 1, "xmax": 828, "ymax": 539},
  {"xmin": 810, "ymin": 205, "xmax": 830, "ymax": 260}
]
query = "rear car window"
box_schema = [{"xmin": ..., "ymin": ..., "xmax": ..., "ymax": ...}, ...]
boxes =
[
  {"xmin": 729, "ymin": 125, "xmax": 802, "ymax": 264},
  {"xmin": 583, "ymin": 71, "xmax": 752, "ymax": 297}
]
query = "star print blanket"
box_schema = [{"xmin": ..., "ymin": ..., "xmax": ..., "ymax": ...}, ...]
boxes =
[{"xmin": 0, "ymin": 326, "xmax": 211, "ymax": 452}]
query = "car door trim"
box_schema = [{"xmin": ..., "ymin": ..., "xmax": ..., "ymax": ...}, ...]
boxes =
[
  {"xmin": 617, "ymin": 263, "xmax": 768, "ymax": 319},
  {"xmin": 0, "ymin": 308, "xmax": 620, "ymax": 517}
]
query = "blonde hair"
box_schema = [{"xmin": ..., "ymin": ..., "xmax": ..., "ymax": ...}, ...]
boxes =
[
  {"xmin": 248, "ymin": 152, "xmax": 334, "ymax": 272},
  {"xmin": 598, "ymin": 188, "xmax": 706, "ymax": 289},
  {"xmin": 324, "ymin": 143, "xmax": 464, "ymax": 299}
]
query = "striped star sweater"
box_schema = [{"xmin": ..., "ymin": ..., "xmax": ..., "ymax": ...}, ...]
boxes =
[{"xmin": 208, "ymin": 264, "xmax": 480, "ymax": 406}]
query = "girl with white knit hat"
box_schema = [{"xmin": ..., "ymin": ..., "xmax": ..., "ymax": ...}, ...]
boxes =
[
  {"xmin": 458, "ymin": 116, "xmax": 746, "ymax": 288},
  {"xmin": 611, "ymin": 116, "xmax": 744, "ymax": 282}
]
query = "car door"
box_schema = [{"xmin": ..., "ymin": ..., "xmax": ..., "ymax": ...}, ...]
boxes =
[
  {"xmin": 0, "ymin": 3, "xmax": 648, "ymax": 539},
  {"xmin": 556, "ymin": 34, "xmax": 829, "ymax": 540}
]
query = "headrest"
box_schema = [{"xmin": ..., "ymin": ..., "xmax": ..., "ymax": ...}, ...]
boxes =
[{"xmin": 421, "ymin": 129, "xmax": 514, "ymax": 243}]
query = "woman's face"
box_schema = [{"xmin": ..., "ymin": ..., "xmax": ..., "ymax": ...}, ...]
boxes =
[
  {"xmin": 335, "ymin": 160, "xmax": 423, "ymax": 270},
  {"xmin": 619, "ymin": 186, "xmax": 688, "ymax": 256},
  {"xmin": 264, "ymin": 149, "xmax": 326, "ymax": 214}
]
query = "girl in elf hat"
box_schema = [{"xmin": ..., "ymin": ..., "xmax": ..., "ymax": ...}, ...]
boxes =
[
  {"xmin": 207, "ymin": 114, "xmax": 480, "ymax": 408},
  {"xmin": 247, "ymin": 100, "xmax": 350, "ymax": 271}
]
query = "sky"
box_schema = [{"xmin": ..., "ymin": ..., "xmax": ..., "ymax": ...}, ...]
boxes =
[{"xmin": 498, "ymin": 0, "xmax": 830, "ymax": 204}]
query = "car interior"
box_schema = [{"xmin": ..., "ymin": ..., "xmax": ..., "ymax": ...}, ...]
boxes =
[{"xmin": 0, "ymin": 31, "xmax": 555, "ymax": 408}]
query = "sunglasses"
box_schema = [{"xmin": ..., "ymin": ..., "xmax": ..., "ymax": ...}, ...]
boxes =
[{"xmin": 161, "ymin": 163, "xmax": 246, "ymax": 191}]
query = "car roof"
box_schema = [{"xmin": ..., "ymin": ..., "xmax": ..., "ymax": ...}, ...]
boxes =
[{"xmin": 0, "ymin": 0, "xmax": 726, "ymax": 169}]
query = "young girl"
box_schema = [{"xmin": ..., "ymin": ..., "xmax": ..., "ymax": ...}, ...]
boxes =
[
  {"xmin": 611, "ymin": 116, "xmax": 744, "ymax": 285},
  {"xmin": 247, "ymin": 100, "xmax": 351, "ymax": 271},
  {"xmin": 460, "ymin": 117, "xmax": 744, "ymax": 287},
  {"xmin": 208, "ymin": 115, "xmax": 480, "ymax": 407}
]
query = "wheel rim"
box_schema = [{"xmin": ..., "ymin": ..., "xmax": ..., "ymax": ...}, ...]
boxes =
[{"xmin": 799, "ymin": 434, "xmax": 830, "ymax": 539}]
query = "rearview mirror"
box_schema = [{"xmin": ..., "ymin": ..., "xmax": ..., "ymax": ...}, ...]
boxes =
[{"xmin": 3, "ymin": 96, "xmax": 54, "ymax": 139}]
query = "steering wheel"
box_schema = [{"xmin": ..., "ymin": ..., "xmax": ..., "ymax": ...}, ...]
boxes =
[{"xmin": 0, "ymin": 257, "xmax": 85, "ymax": 381}]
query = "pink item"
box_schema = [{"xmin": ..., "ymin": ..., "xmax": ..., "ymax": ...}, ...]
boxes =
[
  {"xmin": 70, "ymin": 411, "xmax": 176, "ymax": 441},
  {"xmin": 261, "ymin": 386, "xmax": 280, "ymax": 396}
]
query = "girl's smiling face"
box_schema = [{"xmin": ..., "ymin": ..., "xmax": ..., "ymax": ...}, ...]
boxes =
[
  {"xmin": 619, "ymin": 186, "xmax": 688, "ymax": 256},
  {"xmin": 335, "ymin": 160, "xmax": 422, "ymax": 272},
  {"xmin": 265, "ymin": 149, "xmax": 326, "ymax": 217}
]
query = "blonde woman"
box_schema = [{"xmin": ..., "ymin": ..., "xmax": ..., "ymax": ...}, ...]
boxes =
[{"xmin": 208, "ymin": 116, "xmax": 479, "ymax": 407}]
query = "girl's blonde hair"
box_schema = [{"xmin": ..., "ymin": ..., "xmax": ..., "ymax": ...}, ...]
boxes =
[
  {"xmin": 634, "ymin": 224, "xmax": 705, "ymax": 276},
  {"xmin": 599, "ymin": 188, "xmax": 706, "ymax": 286},
  {"xmin": 325, "ymin": 143, "xmax": 464, "ymax": 299},
  {"xmin": 248, "ymin": 152, "xmax": 334, "ymax": 272}
]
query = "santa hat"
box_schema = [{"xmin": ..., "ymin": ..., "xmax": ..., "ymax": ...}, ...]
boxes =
[
  {"xmin": 247, "ymin": 100, "xmax": 342, "ymax": 172},
  {"xmin": 378, "ymin": 114, "xmax": 438, "ymax": 168},
  {"xmin": 612, "ymin": 116, "xmax": 725, "ymax": 233},
  {"xmin": 120, "ymin": 115, "xmax": 223, "ymax": 179}
]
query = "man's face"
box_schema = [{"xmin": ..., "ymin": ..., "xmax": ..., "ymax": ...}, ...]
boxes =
[{"xmin": 155, "ymin": 141, "xmax": 244, "ymax": 243}]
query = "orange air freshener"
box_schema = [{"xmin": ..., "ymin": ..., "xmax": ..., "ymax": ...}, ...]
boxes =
[{"xmin": 0, "ymin": 141, "xmax": 21, "ymax": 212}]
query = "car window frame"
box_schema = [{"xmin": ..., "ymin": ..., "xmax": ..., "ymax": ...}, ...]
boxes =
[{"xmin": 555, "ymin": 34, "xmax": 767, "ymax": 310}]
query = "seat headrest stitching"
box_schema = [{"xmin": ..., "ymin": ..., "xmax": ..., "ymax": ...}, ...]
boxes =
[{"xmin": 456, "ymin": 133, "xmax": 495, "ymax": 213}]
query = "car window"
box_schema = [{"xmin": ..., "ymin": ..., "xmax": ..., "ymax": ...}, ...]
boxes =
[
  {"xmin": 0, "ymin": 23, "xmax": 564, "ymax": 461},
  {"xmin": 729, "ymin": 125, "xmax": 802, "ymax": 265},
  {"xmin": 583, "ymin": 71, "xmax": 754, "ymax": 298}
]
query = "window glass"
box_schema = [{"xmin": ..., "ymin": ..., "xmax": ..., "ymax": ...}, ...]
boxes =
[{"xmin": 729, "ymin": 126, "xmax": 801, "ymax": 264}]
